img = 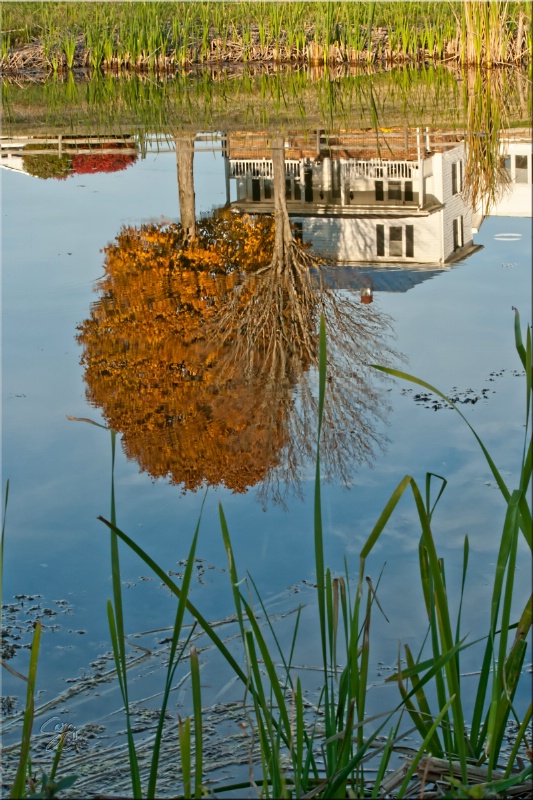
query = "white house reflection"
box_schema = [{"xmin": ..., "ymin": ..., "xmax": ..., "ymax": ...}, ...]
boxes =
[
  {"xmin": 224, "ymin": 129, "xmax": 488, "ymax": 266},
  {"xmin": 3, "ymin": 126, "xmax": 530, "ymax": 270}
]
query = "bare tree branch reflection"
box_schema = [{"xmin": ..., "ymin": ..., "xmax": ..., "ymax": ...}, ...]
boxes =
[{"xmin": 205, "ymin": 135, "xmax": 400, "ymax": 505}]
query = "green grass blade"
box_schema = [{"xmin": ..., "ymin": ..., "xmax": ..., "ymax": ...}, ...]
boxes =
[
  {"xmin": 476, "ymin": 764, "xmax": 533, "ymax": 797},
  {"xmin": 106, "ymin": 429, "xmax": 141, "ymax": 798},
  {"xmin": 107, "ymin": 600, "xmax": 141, "ymax": 797},
  {"xmin": 524, "ymin": 318, "xmax": 531, "ymax": 422},
  {"xmin": 512, "ymin": 306, "xmax": 527, "ymax": 370},
  {"xmin": 49, "ymin": 728, "xmax": 67, "ymax": 781},
  {"xmin": 371, "ymin": 726, "xmax": 395, "ymax": 798},
  {"xmin": 324, "ymin": 716, "xmax": 392, "ymax": 797},
  {"xmin": 396, "ymin": 647, "xmax": 443, "ymax": 756},
  {"xmin": 1, "ymin": 479, "xmax": 9, "ymax": 602},
  {"xmin": 418, "ymin": 541, "xmax": 432, "ymax": 620},
  {"xmin": 404, "ymin": 643, "xmax": 442, "ymax": 753},
  {"xmin": 294, "ymin": 677, "xmax": 305, "ymax": 794},
  {"xmin": 425, "ymin": 472, "xmax": 448, "ymax": 523},
  {"xmin": 360, "ymin": 475, "xmax": 413, "ymax": 560},
  {"xmin": 246, "ymin": 572, "xmax": 302, "ymax": 697},
  {"xmin": 315, "ymin": 314, "xmax": 327, "ymax": 677},
  {"xmin": 219, "ymin": 502, "xmax": 245, "ymax": 639},
  {"xmin": 315, "ymin": 313, "xmax": 338, "ymax": 768},
  {"xmin": 467, "ymin": 489, "xmax": 523, "ymax": 756},
  {"xmin": 10, "ymin": 622, "xmax": 41, "ymax": 799},
  {"xmin": 409, "ymin": 478, "xmax": 468, "ymax": 772},
  {"xmin": 455, "ymin": 536, "xmax": 469, "ymax": 649},
  {"xmin": 357, "ymin": 583, "xmax": 372, "ymax": 731},
  {"xmin": 190, "ymin": 645, "xmax": 203, "ymax": 798},
  {"xmin": 238, "ymin": 592, "xmax": 292, "ymax": 744},
  {"xmin": 178, "ymin": 715, "xmax": 192, "ymax": 798},
  {"xmin": 504, "ymin": 701, "xmax": 532, "ymax": 778}
]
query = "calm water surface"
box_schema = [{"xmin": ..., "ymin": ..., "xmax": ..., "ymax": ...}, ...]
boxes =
[{"xmin": 2, "ymin": 106, "xmax": 531, "ymax": 790}]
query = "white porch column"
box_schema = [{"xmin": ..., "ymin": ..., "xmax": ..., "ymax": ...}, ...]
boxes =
[
  {"xmin": 322, "ymin": 157, "xmax": 332, "ymax": 191},
  {"xmin": 416, "ymin": 128, "xmax": 424, "ymax": 209}
]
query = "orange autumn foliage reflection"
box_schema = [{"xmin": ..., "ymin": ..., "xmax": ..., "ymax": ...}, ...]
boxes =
[{"xmin": 76, "ymin": 210, "xmax": 295, "ymax": 493}]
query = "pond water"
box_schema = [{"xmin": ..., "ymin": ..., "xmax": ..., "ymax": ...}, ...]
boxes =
[{"xmin": 1, "ymin": 68, "xmax": 532, "ymax": 794}]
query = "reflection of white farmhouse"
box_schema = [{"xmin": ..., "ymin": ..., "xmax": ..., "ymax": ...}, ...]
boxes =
[
  {"xmin": 493, "ymin": 134, "xmax": 531, "ymax": 217},
  {"xmin": 227, "ymin": 130, "xmax": 484, "ymax": 265}
]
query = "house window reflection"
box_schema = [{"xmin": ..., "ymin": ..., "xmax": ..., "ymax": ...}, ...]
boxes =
[
  {"xmin": 376, "ymin": 224, "xmax": 385, "ymax": 256},
  {"xmin": 389, "ymin": 226, "xmax": 403, "ymax": 256},
  {"xmin": 388, "ymin": 181, "xmax": 402, "ymax": 201},
  {"xmin": 515, "ymin": 154, "xmax": 528, "ymax": 183},
  {"xmin": 451, "ymin": 160, "xmax": 463, "ymax": 195},
  {"xmin": 375, "ymin": 224, "xmax": 415, "ymax": 259},
  {"xmin": 406, "ymin": 225, "xmax": 414, "ymax": 257},
  {"xmin": 453, "ymin": 216, "xmax": 464, "ymax": 250}
]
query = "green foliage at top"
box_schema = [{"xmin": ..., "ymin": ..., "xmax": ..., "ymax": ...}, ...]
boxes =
[{"xmin": 3, "ymin": 1, "xmax": 531, "ymax": 67}]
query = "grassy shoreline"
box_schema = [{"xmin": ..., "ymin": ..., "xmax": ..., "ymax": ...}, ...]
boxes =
[{"xmin": 2, "ymin": 1, "xmax": 531, "ymax": 75}]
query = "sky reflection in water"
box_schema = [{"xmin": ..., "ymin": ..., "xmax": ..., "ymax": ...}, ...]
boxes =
[{"xmin": 2, "ymin": 127, "xmax": 531, "ymax": 749}]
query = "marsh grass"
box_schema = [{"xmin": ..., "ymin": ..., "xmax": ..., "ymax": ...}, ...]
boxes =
[
  {"xmin": 89, "ymin": 311, "xmax": 531, "ymax": 797},
  {"xmin": 372, "ymin": 308, "xmax": 532, "ymax": 780},
  {"xmin": 2, "ymin": 1, "xmax": 531, "ymax": 72}
]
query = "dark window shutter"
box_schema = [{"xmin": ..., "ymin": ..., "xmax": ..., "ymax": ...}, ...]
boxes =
[
  {"xmin": 376, "ymin": 224, "xmax": 385, "ymax": 256},
  {"xmin": 406, "ymin": 225, "xmax": 414, "ymax": 257}
]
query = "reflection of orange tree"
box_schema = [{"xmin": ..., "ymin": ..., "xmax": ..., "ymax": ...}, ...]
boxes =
[
  {"xmin": 76, "ymin": 210, "xmax": 294, "ymax": 493},
  {"xmin": 78, "ymin": 147, "xmax": 399, "ymax": 503}
]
